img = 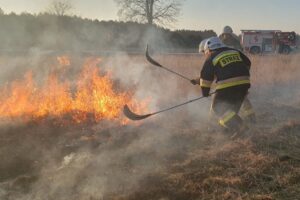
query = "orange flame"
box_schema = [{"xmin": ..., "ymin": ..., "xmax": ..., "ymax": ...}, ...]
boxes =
[
  {"xmin": 0, "ymin": 57, "xmax": 149, "ymax": 125},
  {"xmin": 57, "ymin": 56, "xmax": 71, "ymax": 66}
]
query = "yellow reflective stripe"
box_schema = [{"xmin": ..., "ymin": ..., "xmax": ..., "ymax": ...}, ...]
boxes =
[
  {"xmin": 216, "ymin": 80, "xmax": 250, "ymax": 90},
  {"xmin": 200, "ymin": 79, "xmax": 212, "ymax": 88},
  {"xmin": 212, "ymin": 50, "xmax": 240, "ymax": 66},
  {"xmin": 218, "ymin": 76, "xmax": 249, "ymax": 84},
  {"xmin": 219, "ymin": 111, "xmax": 236, "ymax": 128}
]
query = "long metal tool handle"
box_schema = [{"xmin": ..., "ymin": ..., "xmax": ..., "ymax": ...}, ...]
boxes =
[
  {"xmin": 146, "ymin": 45, "xmax": 191, "ymax": 81},
  {"xmin": 152, "ymin": 94, "xmax": 211, "ymax": 115},
  {"xmin": 123, "ymin": 92, "xmax": 216, "ymax": 121}
]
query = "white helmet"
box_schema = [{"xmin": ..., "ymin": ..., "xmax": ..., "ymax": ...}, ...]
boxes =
[
  {"xmin": 199, "ymin": 39, "xmax": 208, "ymax": 53},
  {"xmin": 223, "ymin": 26, "xmax": 233, "ymax": 34},
  {"xmin": 204, "ymin": 36, "xmax": 226, "ymax": 51}
]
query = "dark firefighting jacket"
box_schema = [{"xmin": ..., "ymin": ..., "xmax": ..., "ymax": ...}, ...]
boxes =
[{"xmin": 200, "ymin": 47, "xmax": 251, "ymax": 96}]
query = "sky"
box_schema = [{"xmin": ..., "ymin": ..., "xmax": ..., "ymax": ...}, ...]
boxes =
[{"xmin": 0, "ymin": 0, "xmax": 299, "ymax": 34}]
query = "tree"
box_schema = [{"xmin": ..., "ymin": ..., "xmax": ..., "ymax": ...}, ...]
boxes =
[
  {"xmin": 114, "ymin": 0, "xmax": 183, "ymax": 26},
  {"xmin": 47, "ymin": 0, "xmax": 73, "ymax": 16}
]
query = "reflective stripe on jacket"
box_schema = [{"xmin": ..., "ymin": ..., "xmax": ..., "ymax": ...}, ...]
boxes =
[{"xmin": 216, "ymin": 76, "xmax": 250, "ymax": 90}]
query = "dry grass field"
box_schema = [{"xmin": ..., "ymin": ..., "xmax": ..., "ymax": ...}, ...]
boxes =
[{"xmin": 0, "ymin": 53, "xmax": 299, "ymax": 199}]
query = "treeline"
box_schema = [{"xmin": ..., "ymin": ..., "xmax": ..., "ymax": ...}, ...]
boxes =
[{"xmin": 0, "ymin": 13, "xmax": 216, "ymax": 53}]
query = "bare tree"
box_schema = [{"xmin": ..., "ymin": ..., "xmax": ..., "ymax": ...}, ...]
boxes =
[
  {"xmin": 47, "ymin": 0, "xmax": 73, "ymax": 16},
  {"xmin": 114, "ymin": 0, "xmax": 183, "ymax": 26}
]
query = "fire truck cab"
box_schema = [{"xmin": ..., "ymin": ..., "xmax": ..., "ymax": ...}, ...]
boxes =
[{"xmin": 241, "ymin": 30, "xmax": 297, "ymax": 54}]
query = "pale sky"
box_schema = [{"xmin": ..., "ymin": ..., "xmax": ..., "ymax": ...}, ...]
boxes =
[{"xmin": 0, "ymin": 0, "xmax": 299, "ymax": 34}]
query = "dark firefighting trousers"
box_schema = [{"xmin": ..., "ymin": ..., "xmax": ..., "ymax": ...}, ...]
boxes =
[{"xmin": 211, "ymin": 84, "xmax": 250, "ymax": 132}]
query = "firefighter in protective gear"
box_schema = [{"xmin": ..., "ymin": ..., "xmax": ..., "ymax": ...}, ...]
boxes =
[
  {"xmin": 197, "ymin": 37, "xmax": 251, "ymax": 137},
  {"xmin": 220, "ymin": 26, "xmax": 256, "ymax": 123},
  {"xmin": 219, "ymin": 26, "xmax": 243, "ymax": 51}
]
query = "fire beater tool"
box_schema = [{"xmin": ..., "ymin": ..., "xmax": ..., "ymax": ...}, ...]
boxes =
[
  {"xmin": 146, "ymin": 45, "xmax": 192, "ymax": 82},
  {"xmin": 123, "ymin": 92, "xmax": 216, "ymax": 121}
]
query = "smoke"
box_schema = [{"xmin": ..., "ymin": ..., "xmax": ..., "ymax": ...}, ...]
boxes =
[
  {"xmin": 244, "ymin": 54, "xmax": 300, "ymax": 128},
  {"xmin": 250, "ymin": 55, "xmax": 300, "ymax": 105},
  {"xmin": 23, "ymin": 126, "xmax": 177, "ymax": 200},
  {"xmin": 0, "ymin": 48, "xmax": 211, "ymax": 200},
  {"xmin": 0, "ymin": 21, "xmax": 211, "ymax": 198}
]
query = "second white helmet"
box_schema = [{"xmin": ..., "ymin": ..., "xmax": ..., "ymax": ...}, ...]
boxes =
[
  {"xmin": 204, "ymin": 37, "xmax": 226, "ymax": 51},
  {"xmin": 199, "ymin": 39, "xmax": 208, "ymax": 53}
]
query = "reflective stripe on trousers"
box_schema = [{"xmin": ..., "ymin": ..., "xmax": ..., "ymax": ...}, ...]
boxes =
[{"xmin": 219, "ymin": 111, "xmax": 236, "ymax": 128}]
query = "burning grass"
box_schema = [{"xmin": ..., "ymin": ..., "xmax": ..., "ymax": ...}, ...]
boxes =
[{"xmin": 0, "ymin": 56, "xmax": 148, "ymax": 125}]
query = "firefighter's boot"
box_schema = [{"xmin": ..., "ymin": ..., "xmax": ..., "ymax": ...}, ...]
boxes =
[
  {"xmin": 219, "ymin": 110, "xmax": 245, "ymax": 138},
  {"xmin": 230, "ymin": 123, "xmax": 249, "ymax": 140}
]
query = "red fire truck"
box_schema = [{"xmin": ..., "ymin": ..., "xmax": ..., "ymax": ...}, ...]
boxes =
[{"xmin": 241, "ymin": 30, "xmax": 297, "ymax": 54}]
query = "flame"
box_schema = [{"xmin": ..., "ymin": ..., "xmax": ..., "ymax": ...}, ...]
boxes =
[
  {"xmin": 0, "ymin": 57, "xmax": 149, "ymax": 125},
  {"xmin": 57, "ymin": 56, "xmax": 71, "ymax": 66}
]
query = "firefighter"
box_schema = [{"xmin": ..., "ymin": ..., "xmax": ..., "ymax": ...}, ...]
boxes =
[
  {"xmin": 191, "ymin": 37, "xmax": 251, "ymax": 138},
  {"xmin": 220, "ymin": 26, "xmax": 256, "ymax": 123},
  {"xmin": 219, "ymin": 26, "xmax": 243, "ymax": 51}
]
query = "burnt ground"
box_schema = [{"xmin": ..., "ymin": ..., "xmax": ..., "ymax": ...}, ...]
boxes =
[{"xmin": 0, "ymin": 101, "xmax": 299, "ymax": 200}]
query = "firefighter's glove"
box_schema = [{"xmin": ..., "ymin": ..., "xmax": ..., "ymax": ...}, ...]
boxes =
[
  {"xmin": 190, "ymin": 79, "xmax": 197, "ymax": 85},
  {"xmin": 190, "ymin": 78, "xmax": 200, "ymax": 85}
]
